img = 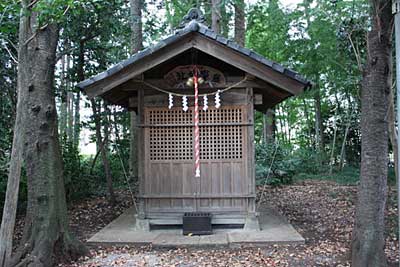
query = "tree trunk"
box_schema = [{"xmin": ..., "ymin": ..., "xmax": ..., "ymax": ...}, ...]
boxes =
[
  {"xmin": 329, "ymin": 111, "xmax": 338, "ymax": 175},
  {"xmin": 388, "ymin": 84, "xmax": 398, "ymax": 181},
  {"xmin": 286, "ymin": 106, "xmax": 291, "ymax": 144},
  {"xmin": 66, "ymin": 51, "xmax": 73, "ymax": 143},
  {"xmin": 130, "ymin": 0, "xmax": 143, "ymax": 54},
  {"xmin": 74, "ymin": 41, "xmax": 85, "ymax": 149},
  {"xmin": 112, "ymin": 107, "xmax": 121, "ymax": 143},
  {"xmin": 302, "ymin": 99, "xmax": 312, "ymax": 147},
  {"xmin": 91, "ymin": 99, "xmax": 116, "ymax": 204},
  {"xmin": 276, "ymin": 107, "xmax": 286, "ymax": 144},
  {"xmin": 103, "ymin": 104, "xmax": 116, "ymax": 203},
  {"xmin": 8, "ymin": 2, "xmax": 87, "ymax": 267},
  {"xmin": 280, "ymin": 105, "xmax": 290, "ymax": 144},
  {"xmin": 263, "ymin": 109, "xmax": 275, "ymax": 144},
  {"xmin": 0, "ymin": 4, "xmax": 29, "ymax": 263},
  {"xmin": 67, "ymin": 92, "xmax": 73, "ymax": 142},
  {"xmin": 73, "ymin": 91, "xmax": 80, "ymax": 148},
  {"xmin": 351, "ymin": 1, "xmax": 392, "ymax": 266},
  {"xmin": 129, "ymin": 0, "xmax": 143, "ymax": 180},
  {"xmin": 234, "ymin": 0, "xmax": 245, "ymax": 46},
  {"xmin": 59, "ymin": 53, "xmax": 67, "ymax": 139},
  {"xmin": 211, "ymin": 0, "xmax": 222, "ymax": 34},
  {"xmin": 339, "ymin": 120, "xmax": 351, "ymax": 170},
  {"xmin": 314, "ymin": 85, "xmax": 324, "ymax": 151}
]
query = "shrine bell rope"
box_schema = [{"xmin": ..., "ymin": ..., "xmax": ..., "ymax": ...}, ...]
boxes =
[
  {"xmin": 193, "ymin": 73, "xmax": 201, "ymax": 177},
  {"xmin": 138, "ymin": 75, "xmax": 248, "ymax": 97}
]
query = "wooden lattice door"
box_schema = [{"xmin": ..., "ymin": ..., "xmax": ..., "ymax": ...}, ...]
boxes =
[{"xmin": 143, "ymin": 105, "xmax": 250, "ymax": 217}]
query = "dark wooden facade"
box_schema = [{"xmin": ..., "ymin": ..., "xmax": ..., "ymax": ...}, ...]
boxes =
[
  {"xmin": 78, "ymin": 10, "xmax": 309, "ymax": 227},
  {"xmin": 133, "ymin": 88, "xmax": 255, "ymax": 225}
]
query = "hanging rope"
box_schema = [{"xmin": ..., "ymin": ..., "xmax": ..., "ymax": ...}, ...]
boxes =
[
  {"xmin": 134, "ymin": 76, "xmax": 248, "ymax": 97},
  {"xmin": 193, "ymin": 70, "xmax": 201, "ymax": 177},
  {"xmin": 256, "ymin": 141, "xmax": 280, "ymax": 211}
]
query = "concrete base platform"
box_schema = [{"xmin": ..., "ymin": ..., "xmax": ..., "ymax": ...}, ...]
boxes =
[{"xmin": 87, "ymin": 207, "xmax": 304, "ymax": 247}]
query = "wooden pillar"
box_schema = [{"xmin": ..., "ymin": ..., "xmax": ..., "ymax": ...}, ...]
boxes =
[
  {"xmin": 246, "ymin": 87, "xmax": 255, "ymax": 213},
  {"xmin": 137, "ymin": 88, "xmax": 146, "ymax": 219}
]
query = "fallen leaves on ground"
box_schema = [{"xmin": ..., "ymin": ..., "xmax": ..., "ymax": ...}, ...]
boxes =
[{"xmin": 57, "ymin": 181, "xmax": 398, "ymax": 266}]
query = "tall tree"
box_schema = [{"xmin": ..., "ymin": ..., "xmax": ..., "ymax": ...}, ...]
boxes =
[
  {"xmin": 234, "ymin": 0, "xmax": 245, "ymax": 46},
  {"xmin": 0, "ymin": 11, "xmax": 19, "ymax": 260},
  {"xmin": 263, "ymin": 109, "xmax": 275, "ymax": 143},
  {"xmin": 59, "ymin": 52, "xmax": 67, "ymax": 138},
  {"xmin": 0, "ymin": 1, "xmax": 87, "ymax": 266},
  {"xmin": 91, "ymin": 99, "xmax": 116, "ymax": 204},
  {"xmin": 211, "ymin": 0, "xmax": 222, "ymax": 34},
  {"xmin": 314, "ymin": 83, "xmax": 324, "ymax": 150},
  {"xmin": 0, "ymin": 2, "xmax": 25, "ymax": 264},
  {"xmin": 351, "ymin": 1, "xmax": 392, "ymax": 266},
  {"xmin": 302, "ymin": 0, "xmax": 325, "ymax": 151},
  {"xmin": 129, "ymin": 0, "xmax": 143, "ymax": 180},
  {"xmin": 76, "ymin": 33, "xmax": 116, "ymax": 204}
]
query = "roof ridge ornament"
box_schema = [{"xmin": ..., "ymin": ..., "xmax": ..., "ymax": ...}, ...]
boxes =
[{"xmin": 180, "ymin": 8, "xmax": 206, "ymax": 28}]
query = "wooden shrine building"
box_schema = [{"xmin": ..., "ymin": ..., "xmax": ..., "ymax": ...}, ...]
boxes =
[{"xmin": 78, "ymin": 9, "xmax": 310, "ymax": 230}]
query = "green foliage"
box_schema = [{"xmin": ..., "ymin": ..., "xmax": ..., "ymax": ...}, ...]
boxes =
[
  {"xmin": 294, "ymin": 166, "xmax": 360, "ymax": 185},
  {"xmin": 247, "ymin": 0, "xmax": 290, "ymax": 63},
  {"xmin": 256, "ymin": 142, "xmax": 298, "ymax": 186},
  {"xmin": 256, "ymin": 141, "xmax": 331, "ymax": 186},
  {"xmin": 60, "ymin": 129, "xmax": 132, "ymax": 201},
  {"xmin": 64, "ymin": 155, "xmax": 102, "ymax": 200},
  {"xmin": 256, "ymin": 141, "xmax": 363, "ymax": 187},
  {"xmin": 32, "ymin": 0, "xmax": 74, "ymax": 26},
  {"xmin": 61, "ymin": 139, "xmax": 84, "ymax": 199},
  {"xmin": 248, "ymin": 0, "xmax": 368, "ymax": 172},
  {"xmin": 388, "ymin": 167, "xmax": 396, "ymax": 186}
]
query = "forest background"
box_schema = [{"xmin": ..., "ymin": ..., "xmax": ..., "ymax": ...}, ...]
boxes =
[{"xmin": 0, "ymin": 0, "xmax": 386, "ymax": 215}]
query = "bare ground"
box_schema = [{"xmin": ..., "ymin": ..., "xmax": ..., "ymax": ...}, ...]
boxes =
[{"xmin": 57, "ymin": 180, "xmax": 399, "ymax": 267}]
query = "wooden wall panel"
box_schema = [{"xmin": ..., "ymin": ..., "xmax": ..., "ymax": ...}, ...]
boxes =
[{"xmin": 141, "ymin": 93, "xmax": 255, "ymax": 219}]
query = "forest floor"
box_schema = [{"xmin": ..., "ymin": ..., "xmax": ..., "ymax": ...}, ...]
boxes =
[{"xmin": 55, "ymin": 180, "xmax": 399, "ymax": 267}]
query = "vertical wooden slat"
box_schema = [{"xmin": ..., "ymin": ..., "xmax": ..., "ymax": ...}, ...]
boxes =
[
  {"xmin": 171, "ymin": 162, "xmax": 182, "ymax": 208},
  {"xmin": 154, "ymin": 163, "xmax": 161, "ymax": 208},
  {"xmin": 231, "ymin": 161, "xmax": 237, "ymax": 208},
  {"xmin": 137, "ymin": 88, "xmax": 146, "ymax": 218},
  {"xmin": 183, "ymin": 163, "xmax": 195, "ymax": 210},
  {"xmin": 201, "ymin": 162, "xmax": 210, "ymax": 208},
  {"xmin": 222, "ymin": 162, "xmax": 232, "ymax": 207}
]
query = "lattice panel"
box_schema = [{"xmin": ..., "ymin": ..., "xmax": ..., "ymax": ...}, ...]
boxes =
[
  {"xmin": 198, "ymin": 107, "xmax": 243, "ymax": 124},
  {"xmin": 147, "ymin": 108, "xmax": 193, "ymax": 125},
  {"xmin": 146, "ymin": 107, "xmax": 244, "ymax": 161},
  {"xmin": 149, "ymin": 126, "xmax": 193, "ymax": 160},
  {"xmin": 199, "ymin": 125, "xmax": 242, "ymax": 159},
  {"xmin": 199, "ymin": 107, "xmax": 243, "ymax": 160},
  {"xmin": 148, "ymin": 108, "xmax": 193, "ymax": 161}
]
